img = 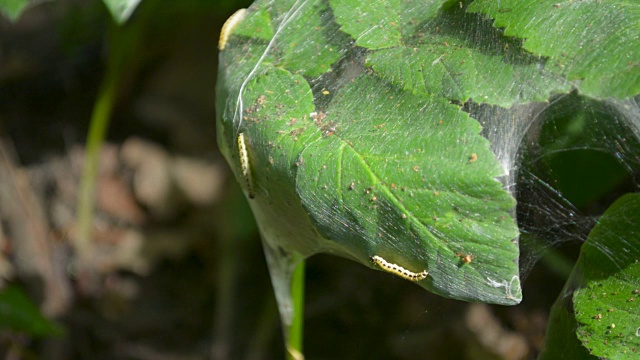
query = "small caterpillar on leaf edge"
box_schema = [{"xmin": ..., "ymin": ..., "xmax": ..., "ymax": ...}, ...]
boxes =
[
  {"xmin": 218, "ymin": 8, "xmax": 247, "ymax": 51},
  {"xmin": 237, "ymin": 133, "xmax": 254, "ymax": 199},
  {"xmin": 371, "ymin": 255, "xmax": 428, "ymax": 281}
]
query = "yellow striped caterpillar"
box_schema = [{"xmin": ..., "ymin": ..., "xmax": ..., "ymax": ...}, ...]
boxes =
[
  {"xmin": 371, "ymin": 255, "xmax": 428, "ymax": 281},
  {"xmin": 218, "ymin": 8, "xmax": 247, "ymax": 51},
  {"xmin": 237, "ymin": 133, "xmax": 254, "ymax": 199}
]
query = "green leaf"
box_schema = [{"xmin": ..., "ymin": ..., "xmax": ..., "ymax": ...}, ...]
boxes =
[
  {"xmin": 369, "ymin": 3, "xmax": 569, "ymax": 107},
  {"xmin": 220, "ymin": 65, "xmax": 521, "ymax": 304},
  {"xmin": 330, "ymin": 0, "xmax": 402, "ymax": 49},
  {"xmin": 539, "ymin": 300, "xmax": 596, "ymax": 360},
  {"xmin": 468, "ymin": 0, "xmax": 640, "ymax": 99},
  {"xmin": 223, "ymin": 68, "xmax": 323, "ymax": 256},
  {"xmin": 232, "ymin": 6, "xmax": 274, "ymax": 41},
  {"xmin": 329, "ymin": 0, "xmax": 401, "ymax": 49},
  {"xmin": 368, "ymin": 44, "xmax": 567, "ymax": 107},
  {"xmin": 226, "ymin": 0, "xmax": 347, "ymax": 77},
  {"xmin": 0, "ymin": 286, "xmax": 64, "ymax": 337},
  {"xmin": 329, "ymin": 0, "xmax": 443, "ymax": 49},
  {"xmin": 0, "ymin": 0, "xmax": 35, "ymax": 21},
  {"xmin": 572, "ymin": 193, "xmax": 640, "ymax": 359},
  {"xmin": 296, "ymin": 75, "xmax": 520, "ymax": 303},
  {"xmin": 540, "ymin": 194, "xmax": 640, "ymax": 359},
  {"xmin": 217, "ymin": 0, "xmax": 523, "ymax": 305},
  {"xmin": 274, "ymin": 0, "xmax": 346, "ymax": 77},
  {"xmin": 102, "ymin": 0, "xmax": 142, "ymax": 24}
]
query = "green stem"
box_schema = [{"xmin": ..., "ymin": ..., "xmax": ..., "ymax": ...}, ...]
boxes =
[
  {"xmin": 286, "ymin": 260, "xmax": 305, "ymax": 360},
  {"xmin": 74, "ymin": 18, "xmax": 144, "ymax": 267},
  {"xmin": 75, "ymin": 71, "xmax": 118, "ymax": 263}
]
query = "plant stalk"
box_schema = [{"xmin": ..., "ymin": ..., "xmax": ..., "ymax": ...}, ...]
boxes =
[
  {"xmin": 74, "ymin": 18, "xmax": 144, "ymax": 269},
  {"xmin": 286, "ymin": 260, "xmax": 305, "ymax": 360}
]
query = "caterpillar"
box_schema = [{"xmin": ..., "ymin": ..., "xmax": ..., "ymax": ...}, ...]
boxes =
[
  {"xmin": 237, "ymin": 133, "xmax": 255, "ymax": 199},
  {"xmin": 218, "ymin": 8, "xmax": 247, "ymax": 51},
  {"xmin": 371, "ymin": 255, "xmax": 428, "ymax": 281}
]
